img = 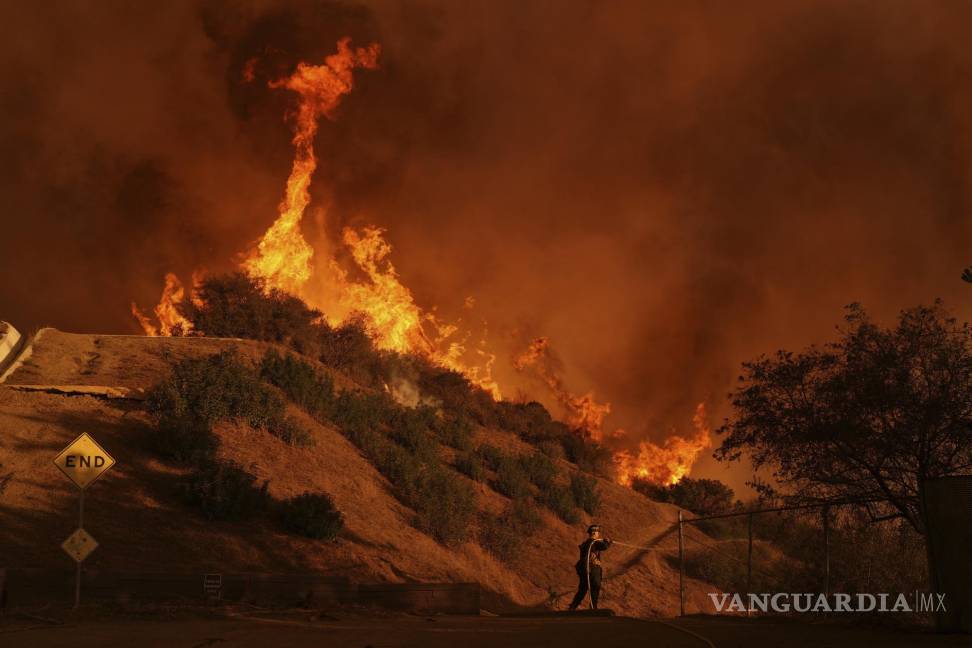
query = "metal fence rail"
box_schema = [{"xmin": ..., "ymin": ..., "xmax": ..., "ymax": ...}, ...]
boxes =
[{"xmin": 674, "ymin": 498, "xmax": 889, "ymax": 616}]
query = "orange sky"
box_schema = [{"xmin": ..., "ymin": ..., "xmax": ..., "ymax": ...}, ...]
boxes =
[{"xmin": 2, "ymin": 1, "xmax": 972, "ymax": 494}]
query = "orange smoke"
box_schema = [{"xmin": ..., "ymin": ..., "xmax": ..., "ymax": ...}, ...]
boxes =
[
  {"xmin": 130, "ymin": 38, "xmax": 709, "ymax": 488},
  {"xmin": 514, "ymin": 337, "xmax": 611, "ymax": 437},
  {"xmin": 243, "ymin": 38, "xmax": 381, "ymax": 295},
  {"xmin": 131, "ymin": 272, "xmax": 193, "ymax": 337},
  {"xmin": 614, "ymin": 402, "xmax": 713, "ymax": 486}
]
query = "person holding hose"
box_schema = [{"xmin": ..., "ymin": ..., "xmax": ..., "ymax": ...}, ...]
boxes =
[{"xmin": 568, "ymin": 524, "xmax": 613, "ymax": 610}]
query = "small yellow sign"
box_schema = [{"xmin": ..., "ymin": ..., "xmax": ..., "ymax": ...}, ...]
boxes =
[
  {"xmin": 53, "ymin": 433, "xmax": 116, "ymax": 489},
  {"xmin": 62, "ymin": 527, "xmax": 98, "ymax": 563}
]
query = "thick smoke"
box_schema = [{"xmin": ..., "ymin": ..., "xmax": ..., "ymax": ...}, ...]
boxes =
[{"xmin": 3, "ymin": 1, "xmax": 972, "ymax": 491}]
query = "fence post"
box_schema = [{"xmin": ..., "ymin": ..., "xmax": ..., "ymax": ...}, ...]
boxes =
[
  {"xmin": 823, "ymin": 505, "xmax": 830, "ymax": 596},
  {"xmin": 747, "ymin": 512, "xmax": 753, "ymax": 601},
  {"xmin": 678, "ymin": 510, "xmax": 685, "ymax": 617}
]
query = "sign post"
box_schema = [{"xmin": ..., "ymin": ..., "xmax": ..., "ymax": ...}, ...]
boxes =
[{"xmin": 53, "ymin": 433, "xmax": 115, "ymax": 608}]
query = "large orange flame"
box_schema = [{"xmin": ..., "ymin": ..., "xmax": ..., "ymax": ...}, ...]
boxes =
[
  {"xmin": 513, "ymin": 337, "xmax": 611, "ymax": 437},
  {"xmin": 613, "ymin": 402, "xmax": 713, "ymax": 486},
  {"xmin": 130, "ymin": 38, "xmax": 711, "ymax": 487},
  {"xmin": 131, "ymin": 272, "xmax": 193, "ymax": 337},
  {"xmin": 236, "ymin": 39, "xmax": 501, "ymax": 398},
  {"xmin": 243, "ymin": 38, "xmax": 381, "ymax": 294}
]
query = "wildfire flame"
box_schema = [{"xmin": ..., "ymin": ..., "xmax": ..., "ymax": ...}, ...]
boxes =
[
  {"xmin": 237, "ymin": 38, "xmax": 501, "ymax": 398},
  {"xmin": 326, "ymin": 226, "xmax": 502, "ymax": 397},
  {"xmin": 131, "ymin": 272, "xmax": 193, "ymax": 337},
  {"xmin": 513, "ymin": 337, "xmax": 611, "ymax": 438},
  {"xmin": 243, "ymin": 37, "xmax": 380, "ymax": 295},
  {"xmin": 613, "ymin": 402, "xmax": 713, "ymax": 486},
  {"xmin": 131, "ymin": 37, "xmax": 712, "ymax": 487}
]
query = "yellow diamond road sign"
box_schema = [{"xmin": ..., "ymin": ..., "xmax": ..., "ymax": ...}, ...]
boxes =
[
  {"xmin": 53, "ymin": 433, "xmax": 116, "ymax": 490},
  {"xmin": 62, "ymin": 527, "xmax": 98, "ymax": 563}
]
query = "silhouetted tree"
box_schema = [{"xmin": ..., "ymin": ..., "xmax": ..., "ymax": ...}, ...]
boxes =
[{"xmin": 717, "ymin": 301, "xmax": 972, "ymax": 592}]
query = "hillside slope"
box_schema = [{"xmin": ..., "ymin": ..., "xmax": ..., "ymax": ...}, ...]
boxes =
[{"xmin": 0, "ymin": 329, "xmax": 719, "ymax": 616}]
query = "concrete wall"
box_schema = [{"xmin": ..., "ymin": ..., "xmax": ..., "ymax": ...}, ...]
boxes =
[
  {"xmin": 0, "ymin": 321, "xmax": 22, "ymax": 379},
  {"xmin": 0, "ymin": 569, "xmax": 482, "ymax": 614}
]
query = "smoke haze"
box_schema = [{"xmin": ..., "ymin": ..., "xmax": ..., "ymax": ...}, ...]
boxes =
[{"xmin": 3, "ymin": 0, "xmax": 972, "ymax": 490}]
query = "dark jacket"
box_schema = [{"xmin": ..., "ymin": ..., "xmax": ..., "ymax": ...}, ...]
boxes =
[{"xmin": 575, "ymin": 538, "xmax": 612, "ymax": 572}]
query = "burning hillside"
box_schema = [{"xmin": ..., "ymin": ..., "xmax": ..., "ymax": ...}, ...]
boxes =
[{"xmin": 131, "ymin": 37, "xmax": 710, "ymax": 487}]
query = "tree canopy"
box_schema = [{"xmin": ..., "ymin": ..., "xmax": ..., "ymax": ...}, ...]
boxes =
[{"xmin": 716, "ymin": 301, "xmax": 972, "ymax": 534}]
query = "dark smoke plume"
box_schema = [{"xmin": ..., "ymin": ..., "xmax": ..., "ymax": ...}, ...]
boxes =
[{"xmin": 3, "ymin": 0, "xmax": 972, "ymax": 490}]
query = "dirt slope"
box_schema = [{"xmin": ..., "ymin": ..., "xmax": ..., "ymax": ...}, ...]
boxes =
[{"xmin": 0, "ymin": 329, "xmax": 719, "ymax": 616}]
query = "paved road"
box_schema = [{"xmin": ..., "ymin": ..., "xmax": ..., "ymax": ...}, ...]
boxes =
[
  {"xmin": 3, "ymin": 613, "xmax": 971, "ymax": 648},
  {"xmin": 1, "ymin": 614, "xmax": 706, "ymax": 648}
]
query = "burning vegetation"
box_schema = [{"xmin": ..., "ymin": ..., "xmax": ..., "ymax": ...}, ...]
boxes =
[{"xmin": 130, "ymin": 37, "xmax": 710, "ymax": 488}]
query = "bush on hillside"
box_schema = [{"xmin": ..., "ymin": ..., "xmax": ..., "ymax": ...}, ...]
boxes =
[
  {"xmin": 411, "ymin": 467, "xmax": 477, "ymax": 545},
  {"xmin": 538, "ymin": 440, "xmax": 566, "ymax": 461},
  {"xmin": 479, "ymin": 497, "xmax": 544, "ymax": 561},
  {"xmin": 632, "ymin": 476, "xmax": 737, "ymax": 517},
  {"xmin": 147, "ymin": 350, "xmax": 286, "ymax": 427},
  {"xmin": 476, "ymin": 444, "xmax": 506, "ymax": 472},
  {"xmin": 494, "ymin": 457, "xmax": 532, "ymax": 500},
  {"xmin": 495, "ymin": 401, "xmax": 559, "ymax": 442},
  {"xmin": 540, "ymin": 483, "xmax": 580, "ymax": 524},
  {"xmin": 570, "ymin": 472, "xmax": 601, "ymax": 515},
  {"xmin": 181, "ymin": 273, "xmax": 324, "ymax": 352},
  {"xmin": 147, "ymin": 349, "xmax": 309, "ymax": 460},
  {"xmin": 181, "ymin": 461, "xmax": 270, "ymax": 521},
  {"xmin": 455, "ymin": 450, "xmax": 487, "ymax": 482},
  {"xmin": 153, "ymin": 415, "xmax": 219, "ymax": 464},
  {"xmin": 417, "ymin": 366, "xmax": 496, "ymax": 427},
  {"xmin": 519, "ymin": 452, "xmax": 558, "ymax": 490},
  {"xmin": 560, "ymin": 433, "xmax": 612, "ymax": 476},
  {"xmin": 278, "ymin": 492, "xmax": 344, "ymax": 540},
  {"xmin": 271, "ymin": 415, "xmax": 314, "ymax": 447},
  {"xmin": 260, "ymin": 349, "xmax": 334, "ymax": 419},
  {"xmin": 385, "ymin": 406, "xmax": 438, "ymax": 457},
  {"xmin": 431, "ymin": 414, "xmax": 474, "ymax": 451},
  {"xmin": 330, "ymin": 390, "xmax": 396, "ymax": 433},
  {"xmin": 318, "ymin": 316, "xmax": 385, "ymax": 387}
]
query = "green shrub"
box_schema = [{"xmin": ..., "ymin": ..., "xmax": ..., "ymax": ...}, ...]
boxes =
[
  {"xmin": 154, "ymin": 415, "xmax": 218, "ymax": 464},
  {"xmin": 477, "ymin": 444, "xmax": 506, "ymax": 471},
  {"xmin": 181, "ymin": 272, "xmax": 325, "ymax": 353},
  {"xmin": 147, "ymin": 349, "xmax": 292, "ymax": 461},
  {"xmin": 494, "ymin": 458, "xmax": 531, "ymax": 499},
  {"xmin": 632, "ymin": 476, "xmax": 737, "ymax": 517},
  {"xmin": 569, "ymin": 473, "xmax": 601, "ymax": 515},
  {"xmin": 560, "ymin": 433, "xmax": 612, "ymax": 476},
  {"xmin": 260, "ymin": 349, "xmax": 334, "ymax": 419},
  {"xmin": 373, "ymin": 439, "xmax": 424, "ymax": 494},
  {"xmin": 417, "ymin": 366, "xmax": 496, "ymax": 426},
  {"xmin": 432, "ymin": 414, "xmax": 474, "ymax": 451},
  {"xmin": 509, "ymin": 496, "xmax": 543, "ymax": 534},
  {"xmin": 278, "ymin": 492, "xmax": 344, "ymax": 540},
  {"xmin": 538, "ymin": 440, "xmax": 566, "ymax": 460},
  {"xmin": 412, "ymin": 467, "xmax": 477, "ymax": 545},
  {"xmin": 540, "ymin": 483, "xmax": 579, "ymax": 524},
  {"xmin": 479, "ymin": 497, "xmax": 543, "ymax": 561},
  {"xmin": 147, "ymin": 349, "xmax": 285, "ymax": 428},
  {"xmin": 455, "ymin": 450, "xmax": 486, "ymax": 482},
  {"xmin": 181, "ymin": 461, "xmax": 269, "ymax": 521},
  {"xmin": 386, "ymin": 407, "xmax": 438, "ymax": 458},
  {"xmin": 519, "ymin": 452, "xmax": 558, "ymax": 490},
  {"xmin": 270, "ymin": 415, "xmax": 314, "ymax": 447},
  {"xmin": 331, "ymin": 390, "xmax": 395, "ymax": 433},
  {"xmin": 495, "ymin": 401, "xmax": 563, "ymax": 442},
  {"xmin": 318, "ymin": 316, "xmax": 384, "ymax": 387}
]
